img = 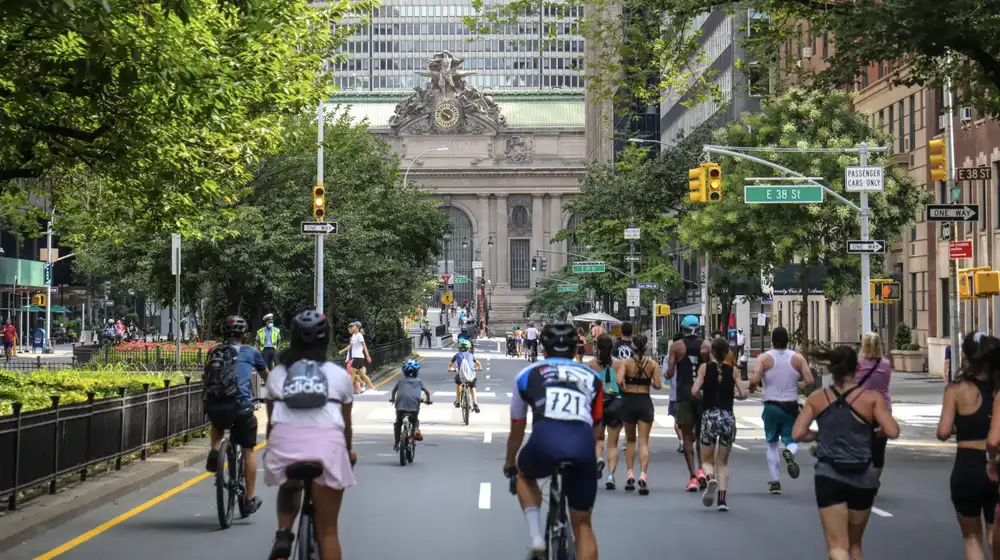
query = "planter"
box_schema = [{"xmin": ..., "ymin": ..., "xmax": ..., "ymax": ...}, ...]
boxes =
[{"xmin": 890, "ymin": 350, "xmax": 925, "ymax": 373}]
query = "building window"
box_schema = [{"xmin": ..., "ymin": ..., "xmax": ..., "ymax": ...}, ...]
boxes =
[
  {"xmin": 920, "ymin": 272, "xmax": 928, "ymax": 311},
  {"xmin": 910, "ymin": 272, "xmax": 917, "ymax": 328},
  {"xmin": 941, "ymin": 278, "xmax": 951, "ymax": 337},
  {"xmin": 822, "ymin": 32, "xmax": 829, "ymax": 58},
  {"xmin": 898, "ymin": 101, "xmax": 905, "ymax": 152},
  {"xmin": 566, "ymin": 213, "xmax": 583, "ymax": 255},
  {"xmin": 510, "ymin": 238, "xmax": 530, "ymax": 289},
  {"xmin": 909, "ymin": 94, "xmax": 916, "ymax": 152},
  {"xmin": 888, "ymin": 105, "xmax": 894, "ymax": 152},
  {"xmin": 746, "ymin": 63, "xmax": 768, "ymax": 97},
  {"xmin": 982, "ymin": 183, "xmax": 988, "ymax": 231}
]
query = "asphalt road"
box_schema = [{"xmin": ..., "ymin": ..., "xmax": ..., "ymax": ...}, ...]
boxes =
[{"xmin": 4, "ymin": 340, "xmax": 970, "ymax": 559}]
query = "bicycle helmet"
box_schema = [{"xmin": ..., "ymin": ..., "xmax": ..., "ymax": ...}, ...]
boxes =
[
  {"xmin": 458, "ymin": 339, "xmax": 472, "ymax": 351},
  {"xmin": 224, "ymin": 316, "xmax": 248, "ymax": 338},
  {"xmin": 402, "ymin": 359, "xmax": 421, "ymax": 377},
  {"xmin": 290, "ymin": 309, "xmax": 330, "ymax": 346},
  {"xmin": 681, "ymin": 315, "xmax": 700, "ymax": 332},
  {"xmin": 540, "ymin": 322, "xmax": 576, "ymax": 357}
]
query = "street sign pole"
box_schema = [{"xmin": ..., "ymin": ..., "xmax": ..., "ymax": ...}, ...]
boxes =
[
  {"xmin": 945, "ymin": 77, "xmax": 961, "ymax": 381},
  {"xmin": 626, "ymin": 223, "xmax": 638, "ymax": 316},
  {"xmin": 860, "ymin": 143, "xmax": 872, "ymax": 335},
  {"xmin": 45, "ymin": 219, "xmax": 53, "ymax": 353},
  {"xmin": 171, "ymin": 233, "xmax": 181, "ymax": 367},
  {"xmin": 315, "ymin": 100, "xmax": 325, "ymax": 314}
]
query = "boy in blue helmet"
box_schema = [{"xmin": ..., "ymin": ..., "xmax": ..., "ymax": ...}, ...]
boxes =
[{"xmin": 390, "ymin": 359, "xmax": 432, "ymax": 450}]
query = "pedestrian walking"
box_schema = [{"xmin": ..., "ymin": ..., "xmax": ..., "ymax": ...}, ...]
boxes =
[
  {"xmin": 420, "ymin": 322, "xmax": 432, "ymax": 348},
  {"xmin": 857, "ymin": 332, "xmax": 893, "ymax": 490},
  {"xmin": 339, "ymin": 321, "xmax": 374, "ymax": 393}
]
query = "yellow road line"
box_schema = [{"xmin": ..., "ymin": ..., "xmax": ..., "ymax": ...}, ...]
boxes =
[
  {"xmin": 373, "ymin": 355, "xmax": 424, "ymax": 389},
  {"xmin": 34, "ymin": 441, "xmax": 267, "ymax": 560}
]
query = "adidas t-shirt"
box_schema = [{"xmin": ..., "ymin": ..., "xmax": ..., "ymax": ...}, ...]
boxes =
[{"xmin": 266, "ymin": 361, "xmax": 354, "ymax": 428}]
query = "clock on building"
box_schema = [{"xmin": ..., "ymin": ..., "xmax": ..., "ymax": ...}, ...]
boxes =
[{"xmin": 433, "ymin": 101, "xmax": 461, "ymax": 129}]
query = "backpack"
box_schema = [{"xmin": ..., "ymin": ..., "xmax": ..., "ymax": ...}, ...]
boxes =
[
  {"xmin": 458, "ymin": 355, "xmax": 477, "ymax": 383},
  {"xmin": 280, "ymin": 360, "xmax": 333, "ymax": 409},
  {"xmin": 203, "ymin": 344, "xmax": 241, "ymax": 403}
]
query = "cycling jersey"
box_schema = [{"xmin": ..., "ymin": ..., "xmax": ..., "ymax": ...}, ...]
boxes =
[{"xmin": 510, "ymin": 357, "xmax": 604, "ymax": 426}]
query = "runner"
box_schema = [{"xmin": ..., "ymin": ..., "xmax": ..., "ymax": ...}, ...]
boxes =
[
  {"xmin": 617, "ymin": 334, "xmax": 661, "ymax": 495},
  {"xmin": 663, "ymin": 332, "xmax": 685, "ymax": 453},
  {"xmin": 576, "ymin": 327, "xmax": 587, "ymax": 363},
  {"xmin": 587, "ymin": 334, "xmax": 623, "ymax": 488},
  {"xmin": 664, "ymin": 315, "xmax": 710, "ymax": 492},
  {"xmin": 793, "ymin": 345, "xmax": 899, "ymax": 560},
  {"xmin": 857, "ymin": 332, "xmax": 893, "ymax": 491},
  {"xmin": 513, "ymin": 323, "xmax": 523, "ymax": 358},
  {"xmin": 614, "ymin": 322, "xmax": 634, "ymax": 361},
  {"xmin": 750, "ymin": 326, "xmax": 814, "ymax": 495},
  {"xmin": 691, "ymin": 337, "xmax": 748, "ymax": 511}
]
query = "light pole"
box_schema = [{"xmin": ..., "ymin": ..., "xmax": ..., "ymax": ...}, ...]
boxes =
[{"xmin": 403, "ymin": 146, "xmax": 448, "ymax": 187}]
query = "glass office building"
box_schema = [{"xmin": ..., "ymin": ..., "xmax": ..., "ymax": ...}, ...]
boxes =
[{"xmin": 333, "ymin": 0, "xmax": 585, "ymax": 91}]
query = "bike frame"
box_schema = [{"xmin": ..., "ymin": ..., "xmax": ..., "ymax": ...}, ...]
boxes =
[{"xmin": 546, "ymin": 464, "xmax": 575, "ymax": 560}]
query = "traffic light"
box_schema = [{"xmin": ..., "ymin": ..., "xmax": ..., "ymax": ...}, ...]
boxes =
[
  {"xmin": 870, "ymin": 280, "xmax": 901, "ymax": 303},
  {"xmin": 540, "ymin": 257, "xmax": 548, "ymax": 272},
  {"xmin": 975, "ymin": 270, "xmax": 1000, "ymax": 296},
  {"xmin": 706, "ymin": 163, "xmax": 723, "ymax": 202},
  {"xmin": 655, "ymin": 304, "xmax": 671, "ymax": 316},
  {"xmin": 959, "ymin": 271, "xmax": 974, "ymax": 299},
  {"xmin": 31, "ymin": 294, "xmax": 46, "ymax": 307},
  {"xmin": 688, "ymin": 165, "xmax": 707, "ymax": 203},
  {"xmin": 312, "ymin": 184, "xmax": 326, "ymax": 221},
  {"xmin": 531, "ymin": 257, "xmax": 538, "ymax": 271},
  {"xmin": 479, "ymin": 278, "xmax": 486, "ymax": 289},
  {"xmin": 929, "ymin": 138, "xmax": 948, "ymax": 182}
]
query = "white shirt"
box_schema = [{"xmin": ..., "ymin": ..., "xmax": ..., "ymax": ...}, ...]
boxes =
[
  {"xmin": 737, "ymin": 332, "xmax": 745, "ymax": 346},
  {"xmin": 526, "ymin": 327, "xmax": 539, "ymax": 341},
  {"xmin": 349, "ymin": 332, "xmax": 365, "ymax": 359},
  {"xmin": 266, "ymin": 362, "xmax": 354, "ymax": 427}
]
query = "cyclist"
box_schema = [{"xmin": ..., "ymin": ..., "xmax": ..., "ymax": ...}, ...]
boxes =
[
  {"xmin": 3, "ymin": 318, "xmax": 15, "ymax": 361},
  {"xmin": 264, "ymin": 310, "xmax": 357, "ymax": 560},
  {"xmin": 525, "ymin": 323, "xmax": 539, "ymax": 361},
  {"xmin": 664, "ymin": 315, "xmax": 710, "ymax": 491},
  {"xmin": 390, "ymin": 359, "xmax": 432, "ymax": 450},
  {"xmin": 203, "ymin": 315, "xmax": 267, "ymax": 516},
  {"xmin": 504, "ymin": 322, "xmax": 602, "ymax": 560},
  {"xmin": 449, "ymin": 340, "xmax": 482, "ymax": 413}
]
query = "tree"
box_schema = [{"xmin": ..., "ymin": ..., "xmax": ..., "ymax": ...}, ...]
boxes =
[
  {"xmin": 72, "ymin": 112, "xmax": 450, "ymax": 343},
  {"xmin": 471, "ymin": 0, "xmax": 1000, "ymax": 115},
  {"xmin": 553, "ymin": 129, "xmax": 708, "ymax": 310},
  {"xmin": 525, "ymin": 272, "xmax": 588, "ymax": 319},
  {"xmin": 1, "ymin": 0, "xmax": 367, "ymax": 240},
  {"xmin": 679, "ymin": 88, "xmax": 930, "ymax": 347}
]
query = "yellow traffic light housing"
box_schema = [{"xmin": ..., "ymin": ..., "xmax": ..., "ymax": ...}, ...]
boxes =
[
  {"xmin": 974, "ymin": 270, "xmax": 1000, "ymax": 297},
  {"xmin": 655, "ymin": 304, "xmax": 671, "ymax": 316},
  {"xmin": 870, "ymin": 279, "xmax": 900, "ymax": 303},
  {"xmin": 31, "ymin": 294, "xmax": 46, "ymax": 307},
  {"xmin": 706, "ymin": 163, "xmax": 723, "ymax": 202},
  {"xmin": 688, "ymin": 165, "xmax": 707, "ymax": 203},
  {"xmin": 959, "ymin": 270, "xmax": 974, "ymax": 299},
  {"xmin": 312, "ymin": 185, "xmax": 326, "ymax": 221},
  {"xmin": 929, "ymin": 138, "xmax": 948, "ymax": 182}
]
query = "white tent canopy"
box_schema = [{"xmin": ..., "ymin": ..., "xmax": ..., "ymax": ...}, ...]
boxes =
[{"xmin": 570, "ymin": 312, "xmax": 622, "ymax": 325}]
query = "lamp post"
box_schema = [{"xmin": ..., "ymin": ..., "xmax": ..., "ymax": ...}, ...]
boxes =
[{"xmin": 403, "ymin": 146, "xmax": 448, "ymax": 188}]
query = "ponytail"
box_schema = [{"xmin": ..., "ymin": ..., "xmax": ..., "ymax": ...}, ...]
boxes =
[
  {"xmin": 809, "ymin": 345, "xmax": 858, "ymax": 384},
  {"xmin": 710, "ymin": 337, "xmax": 729, "ymax": 384},
  {"xmin": 633, "ymin": 334, "xmax": 648, "ymax": 357},
  {"xmin": 596, "ymin": 334, "xmax": 614, "ymax": 367}
]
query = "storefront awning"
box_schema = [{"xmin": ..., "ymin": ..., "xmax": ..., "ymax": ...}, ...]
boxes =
[
  {"xmin": 50, "ymin": 305, "xmax": 70, "ymax": 313},
  {"xmin": 20, "ymin": 305, "xmax": 45, "ymax": 312}
]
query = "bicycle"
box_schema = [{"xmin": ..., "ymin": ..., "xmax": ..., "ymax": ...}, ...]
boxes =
[
  {"xmin": 214, "ymin": 434, "xmax": 249, "ymax": 529},
  {"xmin": 280, "ymin": 453, "xmax": 357, "ymax": 560},
  {"xmin": 390, "ymin": 398, "xmax": 431, "ymax": 466},
  {"xmin": 507, "ymin": 462, "xmax": 577, "ymax": 560},
  {"xmin": 459, "ymin": 382, "xmax": 474, "ymax": 426}
]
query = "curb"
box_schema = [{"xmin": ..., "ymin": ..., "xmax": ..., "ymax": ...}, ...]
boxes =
[{"xmin": 0, "ymin": 440, "xmax": 208, "ymax": 554}]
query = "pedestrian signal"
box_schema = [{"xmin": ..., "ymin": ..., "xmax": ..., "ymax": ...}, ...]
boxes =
[
  {"xmin": 974, "ymin": 270, "xmax": 1000, "ymax": 297},
  {"xmin": 870, "ymin": 280, "xmax": 900, "ymax": 303},
  {"xmin": 655, "ymin": 304, "xmax": 671, "ymax": 316}
]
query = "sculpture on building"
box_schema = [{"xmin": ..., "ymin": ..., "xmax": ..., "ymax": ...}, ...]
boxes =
[{"xmin": 389, "ymin": 51, "xmax": 507, "ymax": 135}]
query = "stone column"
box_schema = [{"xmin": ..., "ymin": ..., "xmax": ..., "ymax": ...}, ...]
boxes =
[
  {"xmin": 478, "ymin": 194, "xmax": 491, "ymax": 281},
  {"xmin": 549, "ymin": 194, "xmax": 563, "ymax": 270},
  {"xmin": 532, "ymin": 194, "xmax": 544, "ymax": 286},
  {"xmin": 496, "ymin": 194, "xmax": 508, "ymax": 287}
]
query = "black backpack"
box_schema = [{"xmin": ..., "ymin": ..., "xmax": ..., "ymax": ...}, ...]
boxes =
[{"xmin": 203, "ymin": 344, "xmax": 242, "ymax": 403}]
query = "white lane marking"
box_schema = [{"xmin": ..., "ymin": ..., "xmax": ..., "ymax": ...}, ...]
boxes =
[
  {"xmin": 871, "ymin": 507, "xmax": 893, "ymax": 518},
  {"xmin": 478, "ymin": 482, "xmax": 492, "ymax": 509},
  {"xmin": 741, "ymin": 417, "xmax": 766, "ymax": 429},
  {"xmin": 486, "ymin": 387, "xmax": 491, "ymax": 391},
  {"xmin": 650, "ymin": 395, "xmax": 670, "ymax": 401},
  {"xmin": 732, "ymin": 443, "xmax": 748, "ymax": 451},
  {"xmin": 506, "ymin": 392, "xmax": 513, "ymax": 397},
  {"xmin": 355, "ymin": 390, "xmax": 389, "ymax": 396},
  {"xmin": 486, "ymin": 375, "xmax": 491, "ymax": 379},
  {"xmin": 433, "ymin": 391, "xmax": 496, "ymax": 397},
  {"xmin": 484, "ymin": 431, "xmax": 492, "ymax": 443}
]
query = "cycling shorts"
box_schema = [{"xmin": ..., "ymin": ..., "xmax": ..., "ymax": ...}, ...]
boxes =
[
  {"xmin": 516, "ymin": 420, "xmax": 597, "ymax": 512},
  {"xmin": 206, "ymin": 402, "xmax": 258, "ymax": 450},
  {"xmin": 454, "ymin": 375, "xmax": 478, "ymax": 388}
]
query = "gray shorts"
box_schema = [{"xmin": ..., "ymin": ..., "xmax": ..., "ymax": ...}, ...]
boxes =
[{"xmin": 668, "ymin": 401, "xmax": 677, "ymax": 417}]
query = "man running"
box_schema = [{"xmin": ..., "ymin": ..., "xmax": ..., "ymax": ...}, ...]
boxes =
[
  {"xmin": 664, "ymin": 315, "xmax": 710, "ymax": 491},
  {"xmin": 749, "ymin": 326, "xmax": 814, "ymax": 494},
  {"xmin": 614, "ymin": 321, "xmax": 634, "ymax": 361}
]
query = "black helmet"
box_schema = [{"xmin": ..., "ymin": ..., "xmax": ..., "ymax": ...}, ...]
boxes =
[
  {"xmin": 291, "ymin": 309, "xmax": 330, "ymax": 347},
  {"xmin": 224, "ymin": 316, "xmax": 248, "ymax": 338},
  {"xmin": 540, "ymin": 322, "xmax": 576, "ymax": 357}
]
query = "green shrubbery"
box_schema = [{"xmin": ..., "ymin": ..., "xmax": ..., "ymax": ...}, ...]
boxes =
[{"xmin": 0, "ymin": 366, "xmax": 194, "ymax": 416}]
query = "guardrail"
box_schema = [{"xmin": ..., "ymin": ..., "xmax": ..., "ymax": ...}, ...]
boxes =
[{"xmin": 367, "ymin": 338, "xmax": 413, "ymax": 368}]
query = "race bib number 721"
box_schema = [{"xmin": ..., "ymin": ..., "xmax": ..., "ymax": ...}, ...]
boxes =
[{"xmin": 545, "ymin": 386, "xmax": 590, "ymax": 422}]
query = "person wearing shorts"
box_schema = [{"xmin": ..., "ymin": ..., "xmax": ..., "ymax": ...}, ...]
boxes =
[
  {"xmin": 664, "ymin": 315, "xmax": 710, "ymax": 492},
  {"xmin": 339, "ymin": 321, "xmax": 374, "ymax": 392}
]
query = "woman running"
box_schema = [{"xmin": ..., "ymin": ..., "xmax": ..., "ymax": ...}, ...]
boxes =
[
  {"xmin": 691, "ymin": 337, "xmax": 748, "ymax": 512},
  {"xmin": 792, "ymin": 345, "xmax": 900, "ymax": 560},
  {"xmin": 856, "ymin": 332, "xmax": 893, "ymax": 490},
  {"xmin": 940, "ymin": 332, "xmax": 998, "ymax": 560},
  {"xmin": 617, "ymin": 334, "xmax": 661, "ymax": 495},
  {"xmin": 264, "ymin": 310, "xmax": 357, "ymax": 560},
  {"xmin": 587, "ymin": 334, "xmax": 623, "ymax": 489}
]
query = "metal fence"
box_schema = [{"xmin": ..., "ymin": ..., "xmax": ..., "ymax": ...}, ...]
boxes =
[{"xmin": 0, "ymin": 376, "xmax": 209, "ymax": 511}]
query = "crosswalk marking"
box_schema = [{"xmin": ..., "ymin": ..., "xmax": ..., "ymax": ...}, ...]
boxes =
[{"xmin": 433, "ymin": 390, "xmax": 495, "ymax": 397}]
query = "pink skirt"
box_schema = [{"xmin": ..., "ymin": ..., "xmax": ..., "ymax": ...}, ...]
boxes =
[{"xmin": 263, "ymin": 424, "xmax": 357, "ymax": 490}]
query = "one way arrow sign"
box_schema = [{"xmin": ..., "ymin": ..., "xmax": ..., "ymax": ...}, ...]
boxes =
[
  {"xmin": 926, "ymin": 204, "xmax": 979, "ymax": 222},
  {"xmin": 847, "ymin": 240, "xmax": 886, "ymax": 254},
  {"xmin": 301, "ymin": 222, "xmax": 339, "ymax": 235}
]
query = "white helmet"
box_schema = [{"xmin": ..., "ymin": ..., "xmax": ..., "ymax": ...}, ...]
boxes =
[{"xmin": 263, "ymin": 313, "xmax": 274, "ymax": 322}]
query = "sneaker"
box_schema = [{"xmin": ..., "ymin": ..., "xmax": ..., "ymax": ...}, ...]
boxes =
[
  {"xmin": 414, "ymin": 429, "xmax": 424, "ymax": 441},
  {"xmin": 268, "ymin": 529, "xmax": 295, "ymax": 560},
  {"xmin": 474, "ymin": 404, "xmax": 481, "ymax": 413},
  {"xmin": 205, "ymin": 449, "xmax": 219, "ymax": 473},
  {"xmin": 782, "ymin": 448, "xmax": 801, "ymax": 479},
  {"xmin": 676, "ymin": 442, "xmax": 684, "ymax": 453},
  {"xmin": 637, "ymin": 472, "xmax": 649, "ymax": 496},
  {"xmin": 606, "ymin": 474, "xmax": 616, "ymax": 490},
  {"xmin": 625, "ymin": 470, "xmax": 636, "ymax": 492},
  {"xmin": 702, "ymin": 477, "xmax": 718, "ymax": 507},
  {"xmin": 596, "ymin": 458, "xmax": 606, "ymax": 480},
  {"xmin": 717, "ymin": 499, "xmax": 729, "ymax": 512},
  {"xmin": 454, "ymin": 401, "xmax": 461, "ymax": 409},
  {"xmin": 393, "ymin": 442, "xmax": 399, "ymax": 451},
  {"xmin": 768, "ymin": 480, "xmax": 782, "ymax": 495},
  {"xmin": 696, "ymin": 468, "xmax": 707, "ymax": 484},
  {"xmin": 239, "ymin": 495, "xmax": 263, "ymax": 517},
  {"xmin": 526, "ymin": 545, "xmax": 546, "ymax": 560},
  {"xmin": 686, "ymin": 477, "xmax": 699, "ymax": 492}
]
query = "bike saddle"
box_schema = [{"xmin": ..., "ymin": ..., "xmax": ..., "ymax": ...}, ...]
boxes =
[{"xmin": 286, "ymin": 462, "xmax": 323, "ymax": 481}]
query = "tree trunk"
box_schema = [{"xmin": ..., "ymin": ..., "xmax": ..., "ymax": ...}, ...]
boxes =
[
  {"xmin": 798, "ymin": 262, "xmax": 810, "ymax": 354},
  {"xmin": 719, "ymin": 291, "xmax": 734, "ymax": 340}
]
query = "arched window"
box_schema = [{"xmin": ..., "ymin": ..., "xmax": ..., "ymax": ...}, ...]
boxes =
[
  {"xmin": 442, "ymin": 207, "xmax": 474, "ymax": 308},
  {"xmin": 565, "ymin": 212, "xmax": 584, "ymax": 256}
]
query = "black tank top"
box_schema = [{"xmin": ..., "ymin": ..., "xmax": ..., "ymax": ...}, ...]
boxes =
[
  {"xmin": 675, "ymin": 336, "xmax": 702, "ymax": 402},
  {"xmin": 702, "ymin": 362, "xmax": 735, "ymax": 411},
  {"xmin": 624, "ymin": 356, "xmax": 652, "ymax": 387},
  {"xmin": 955, "ymin": 379, "xmax": 994, "ymax": 442}
]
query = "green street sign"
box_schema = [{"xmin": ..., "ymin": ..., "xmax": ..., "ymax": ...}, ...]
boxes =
[
  {"xmin": 557, "ymin": 284, "xmax": 579, "ymax": 293},
  {"xmin": 572, "ymin": 262, "xmax": 606, "ymax": 274},
  {"xmin": 744, "ymin": 185, "xmax": 824, "ymax": 204},
  {"xmin": 453, "ymin": 277, "xmax": 469, "ymax": 284}
]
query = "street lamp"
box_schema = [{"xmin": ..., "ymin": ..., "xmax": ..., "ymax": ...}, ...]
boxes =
[
  {"xmin": 628, "ymin": 137, "xmax": 666, "ymax": 146},
  {"xmin": 403, "ymin": 146, "xmax": 449, "ymax": 187}
]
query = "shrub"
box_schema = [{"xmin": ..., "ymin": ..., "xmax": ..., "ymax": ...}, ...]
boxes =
[{"xmin": 894, "ymin": 324, "xmax": 913, "ymax": 351}]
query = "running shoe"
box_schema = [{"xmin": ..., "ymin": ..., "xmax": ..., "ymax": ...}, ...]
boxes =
[
  {"xmin": 638, "ymin": 472, "xmax": 649, "ymax": 496},
  {"xmin": 526, "ymin": 545, "xmax": 546, "ymax": 559},
  {"xmin": 697, "ymin": 469, "xmax": 707, "ymax": 490},
  {"xmin": 702, "ymin": 477, "xmax": 718, "ymax": 507},
  {"xmin": 454, "ymin": 402, "xmax": 461, "ymax": 408},
  {"xmin": 768, "ymin": 480, "xmax": 782, "ymax": 495},
  {"xmin": 676, "ymin": 442, "xmax": 684, "ymax": 453},
  {"xmin": 268, "ymin": 529, "xmax": 295, "ymax": 560},
  {"xmin": 782, "ymin": 448, "xmax": 800, "ymax": 479},
  {"xmin": 686, "ymin": 477, "xmax": 699, "ymax": 492},
  {"xmin": 717, "ymin": 499, "xmax": 729, "ymax": 512},
  {"xmin": 625, "ymin": 470, "xmax": 636, "ymax": 492},
  {"xmin": 205, "ymin": 449, "xmax": 218, "ymax": 473},
  {"xmin": 596, "ymin": 457, "xmax": 606, "ymax": 479},
  {"xmin": 474, "ymin": 404, "xmax": 481, "ymax": 413},
  {"xmin": 606, "ymin": 474, "xmax": 616, "ymax": 490}
]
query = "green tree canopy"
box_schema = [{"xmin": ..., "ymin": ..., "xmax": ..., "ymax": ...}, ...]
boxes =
[
  {"xmin": 679, "ymin": 88, "xmax": 930, "ymax": 344},
  {"xmin": 525, "ymin": 273, "xmax": 588, "ymax": 319},
  {"xmin": 1, "ymin": 0, "xmax": 366, "ymax": 240}
]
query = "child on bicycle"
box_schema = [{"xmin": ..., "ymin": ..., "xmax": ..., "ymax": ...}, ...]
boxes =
[
  {"xmin": 449, "ymin": 340, "xmax": 482, "ymax": 413},
  {"xmin": 390, "ymin": 359, "xmax": 433, "ymax": 450}
]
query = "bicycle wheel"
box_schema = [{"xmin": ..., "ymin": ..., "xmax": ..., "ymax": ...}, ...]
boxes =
[
  {"xmin": 399, "ymin": 419, "xmax": 409, "ymax": 466},
  {"xmin": 406, "ymin": 423, "xmax": 416, "ymax": 464},
  {"xmin": 296, "ymin": 508, "xmax": 315, "ymax": 560},
  {"xmin": 461, "ymin": 388, "xmax": 470, "ymax": 425},
  {"xmin": 236, "ymin": 447, "xmax": 250, "ymax": 518},
  {"xmin": 215, "ymin": 440, "xmax": 235, "ymax": 529}
]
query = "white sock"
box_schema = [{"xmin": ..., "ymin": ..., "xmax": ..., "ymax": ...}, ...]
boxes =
[
  {"xmin": 524, "ymin": 507, "xmax": 544, "ymax": 547},
  {"xmin": 786, "ymin": 442, "xmax": 799, "ymax": 455},
  {"xmin": 766, "ymin": 442, "xmax": 781, "ymax": 480}
]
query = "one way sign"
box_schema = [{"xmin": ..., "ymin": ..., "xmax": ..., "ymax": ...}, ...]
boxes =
[
  {"xmin": 301, "ymin": 222, "xmax": 339, "ymax": 235},
  {"xmin": 847, "ymin": 240, "xmax": 886, "ymax": 254},
  {"xmin": 926, "ymin": 204, "xmax": 979, "ymax": 222}
]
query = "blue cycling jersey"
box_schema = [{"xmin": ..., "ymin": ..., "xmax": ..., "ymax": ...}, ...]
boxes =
[{"xmin": 510, "ymin": 357, "xmax": 604, "ymax": 426}]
